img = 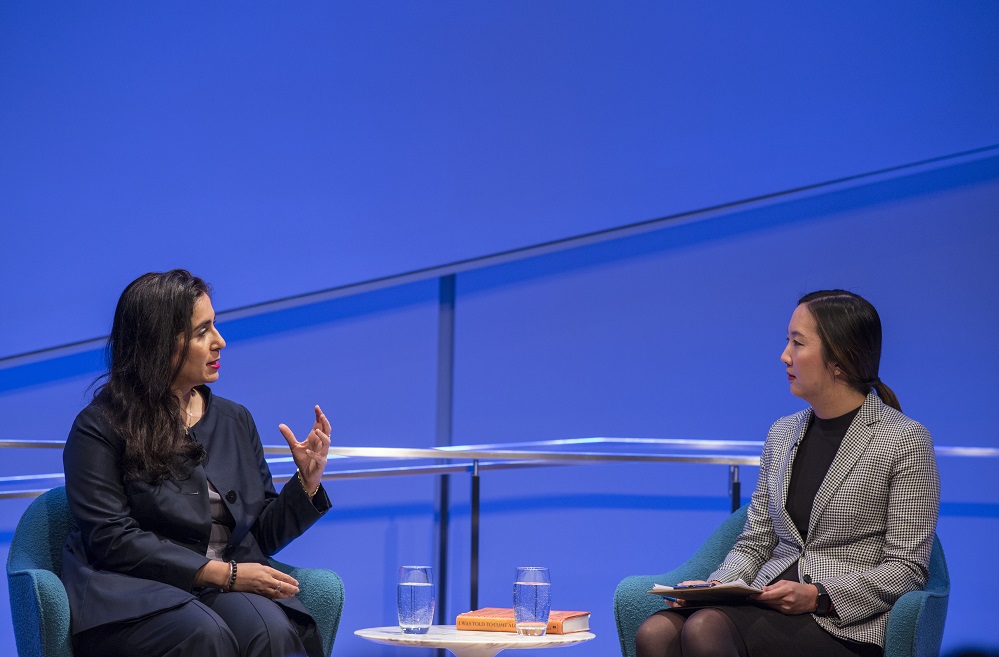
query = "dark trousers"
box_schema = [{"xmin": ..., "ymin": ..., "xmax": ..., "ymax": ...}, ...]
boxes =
[{"xmin": 74, "ymin": 590, "xmax": 315, "ymax": 657}]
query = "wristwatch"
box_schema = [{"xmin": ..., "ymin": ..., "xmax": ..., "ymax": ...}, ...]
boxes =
[{"xmin": 814, "ymin": 582, "xmax": 832, "ymax": 615}]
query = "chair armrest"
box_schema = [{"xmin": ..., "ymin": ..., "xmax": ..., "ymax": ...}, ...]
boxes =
[
  {"xmin": 614, "ymin": 506, "xmax": 749, "ymax": 657},
  {"xmin": 613, "ymin": 559, "xmax": 726, "ymax": 657},
  {"xmin": 268, "ymin": 559, "xmax": 345, "ymax": 657},
  {"xmin": 884, "ymin": 587, "xmax": 949, "ymax": 657},
  {"xmin": 7, "ymin": 568, "xmax": 74, "ymax": 657}
]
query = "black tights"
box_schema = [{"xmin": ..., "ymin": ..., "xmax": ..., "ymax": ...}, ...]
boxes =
[{"xmin": 635, "ymin": 608, "xmax": 748, "ymax": 657}]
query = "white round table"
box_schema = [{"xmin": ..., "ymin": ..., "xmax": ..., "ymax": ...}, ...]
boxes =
[{"xmin": 355, "ymin": 625, "xmax": 595, "ymax": 657}]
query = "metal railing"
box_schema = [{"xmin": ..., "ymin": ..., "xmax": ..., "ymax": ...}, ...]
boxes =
[
  {"xmin": 2, "ymin": 436, "xmax": 996, "ymax": 501},
  {"xmin": 3, "ymin": 436, "xmax": 996, "ymax": 621}
]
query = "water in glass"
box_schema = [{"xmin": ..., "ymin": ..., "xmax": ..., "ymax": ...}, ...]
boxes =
[
  {"xmin": 398, "ymin": 566, "xmax": 435, "ymax": 634},
  {"xmin": 513, "ymin": 567, "xmax": 551, "ymax": 636}
]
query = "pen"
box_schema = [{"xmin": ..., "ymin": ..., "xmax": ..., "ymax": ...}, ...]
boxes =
[{"xmin": 673, "ymin": 583, "xmax": 716, "ymax": 589}]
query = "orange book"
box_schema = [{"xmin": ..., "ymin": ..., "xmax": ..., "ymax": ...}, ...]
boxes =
[{"xmin": 455, "ymin": 607, "xmax": 590, "ymax": 634}]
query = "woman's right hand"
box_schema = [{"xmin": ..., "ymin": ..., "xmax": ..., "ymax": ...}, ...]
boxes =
[
  {"xmin": 195, "ymin": 560, "xmax": 300, "ymax": 599},
  {"xmin": 232, "ymin": 562, "xmax": 300, "ymax": 599}
]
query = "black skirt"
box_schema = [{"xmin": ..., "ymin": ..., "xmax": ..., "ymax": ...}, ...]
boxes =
[{"xmin": 667, "ymin": 604, "xmax": 882, "ymax": 657}]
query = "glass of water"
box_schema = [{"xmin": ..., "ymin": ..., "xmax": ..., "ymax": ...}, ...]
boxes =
[
  {"xmin": 513, "ymin": 566, "xmax": 551, "ymax": 636},
  {"xmin": 397, "ymin": 566, "xmax": 435, "ymax": 634}
]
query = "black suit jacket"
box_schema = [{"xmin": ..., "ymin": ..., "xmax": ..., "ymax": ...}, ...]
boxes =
[{"xmin": 60, "ymin": 386, "xmax": 331, "ymax": 634}]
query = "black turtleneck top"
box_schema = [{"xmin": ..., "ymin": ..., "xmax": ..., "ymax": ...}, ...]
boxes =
[{"xmin": 775, "ymin": 404, "xmax": 861, "ymax": 583}]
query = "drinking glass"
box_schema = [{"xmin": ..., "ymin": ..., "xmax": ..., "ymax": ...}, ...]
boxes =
[
  {"xmin": 397, "ymin": 566, "xmax": 435, "ymax": 634},
  {"xmin": 513, "ymin": 566, "xmax": 551, "ymax": 636}
]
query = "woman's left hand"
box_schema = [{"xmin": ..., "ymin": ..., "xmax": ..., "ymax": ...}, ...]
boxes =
[
  {"xmin": 754, "ymin": 580, "xmax": 819, "ymax": 615},
  {"xmin": 279, "ymin": 405, "xmax": 331, "ymax": 494}
]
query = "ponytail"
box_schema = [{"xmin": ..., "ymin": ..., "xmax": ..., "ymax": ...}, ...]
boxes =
[{"xmin": 872, "ymin": 379, "xmax": 901, "ymax": 412}]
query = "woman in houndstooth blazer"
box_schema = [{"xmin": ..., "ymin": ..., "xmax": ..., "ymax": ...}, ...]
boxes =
[{"xmin": 635, "ymin": 290, "xmax": 940, "ymax": 657}]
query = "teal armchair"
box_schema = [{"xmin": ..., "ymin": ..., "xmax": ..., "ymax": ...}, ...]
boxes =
[
  {"xmin": 6, "ymin": 486, "xmax": 345, "ymax": 657},
  {"xmin": 613, "ymin": 504, "xmax": 949, "ymax": 657}
]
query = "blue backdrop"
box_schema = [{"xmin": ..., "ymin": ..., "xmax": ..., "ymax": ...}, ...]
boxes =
[{"xmin": 2, "ymin": 3, "xmax": 997, "ymax": 655}]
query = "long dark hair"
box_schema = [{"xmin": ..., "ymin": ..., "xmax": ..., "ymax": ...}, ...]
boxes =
[
  {"xmin": 95, "ymin": 269, "xmax": 209, "ymax": 483},
  {"xmin": 798, "ymin": 290, "xmax": 901, "ymax": 412}
]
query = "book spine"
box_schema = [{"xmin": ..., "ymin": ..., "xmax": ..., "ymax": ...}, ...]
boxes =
[
  {"xmin": 455, "ymin": 618, "xmax": 517, "ymax": 632},
  {"xmin": 455, "ymin": 617, "xmax": 568, "ymax": 634}
]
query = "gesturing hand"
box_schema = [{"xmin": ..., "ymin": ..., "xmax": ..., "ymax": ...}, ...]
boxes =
[
  {"xmin": 234, "ymin": 562, "xmax": 300, "ymax": 599},
  {"xmin": 278, "ymin": 405, "xmax": 331, "ymax": 495},
  {"xmin": 754, "ymin": 580, "xmax": 818, "ymax": 615}
]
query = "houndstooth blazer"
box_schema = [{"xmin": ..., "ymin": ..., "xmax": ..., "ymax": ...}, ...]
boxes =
[{"xmin": 708, "ymin": 392, "xmax": 940, "ymax": 648}]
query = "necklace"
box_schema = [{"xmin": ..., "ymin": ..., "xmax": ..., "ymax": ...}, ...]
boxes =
[{"xmin": 183, "ymin": 393, "xmax": 199, "ymax": 428}]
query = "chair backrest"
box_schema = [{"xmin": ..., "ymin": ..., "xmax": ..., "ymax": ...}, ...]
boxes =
[
  {"xmin": 7, "ymin": 487, "xmax": 75, "ymax": 577},
  {"xmin": 684, "ymin": 503, "xmax": 749, "ymax": 573},
  {"xmin": 925, "ymin": 534, "xmax": 950, "ymax": 596}
]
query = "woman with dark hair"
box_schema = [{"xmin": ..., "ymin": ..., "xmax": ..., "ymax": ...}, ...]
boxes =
[
  {"xmin": 61, "ymin": 270, "xmax": 333, "ymax": 657},
  {"xmin": 634, "ymin": 290, "xmax": 940, "ymax": 657}
]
